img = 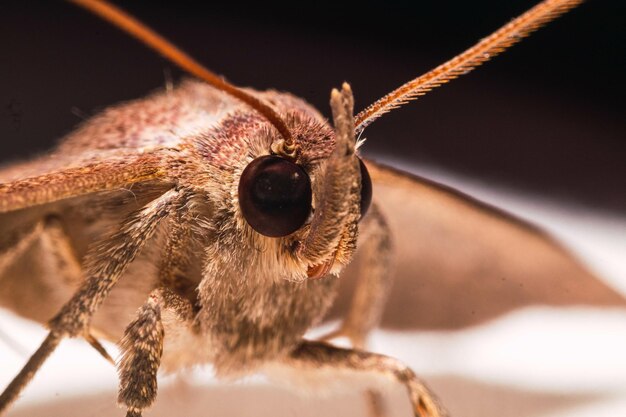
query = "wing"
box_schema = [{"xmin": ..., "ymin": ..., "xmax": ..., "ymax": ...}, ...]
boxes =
[
  {"xmin": 0, "ymin": 79, "xmax": 242, "ymax": 213},
  {"xmin": 334, "ymin": 160, "xmax": 625, "ymax": 330},
  {"xmin": 0, "ymin": 149, "xmax": 171, "ymax": 213}
]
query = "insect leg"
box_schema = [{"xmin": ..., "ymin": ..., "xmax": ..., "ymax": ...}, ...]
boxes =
[
  {"xmin": 1, "ymin": 214, "xmax": 115, "ymax": 363},
  {"xmin": 320, "ymin": 203, "xmax": 393, "ymax": 348},
  {"xmin": 0, "ymin": 188, "xmax": 182, "ymax": 414},
  {"xmin": 158, "ymin": 194, "xmax": 195, "ymax": 293},
  {"xmin": 118, "ymin": 290, "xmax": 163, "ymax": 417},
  {"xmin": 118, "ymin": 200, "xmax": 197, "ymax": 417},
  {"xmin": 288, "ymin": 341, "xmax": 447, "ymax": 417},
  {"xmin": 38, "ymin": 216, "xmax": 115, "ymax": 363},
  {"xmin": 118, "ymin": 287, "xmax": 193, "ymax": 417}
]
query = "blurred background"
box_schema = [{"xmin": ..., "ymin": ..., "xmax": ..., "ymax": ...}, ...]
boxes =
[
  {"xmin": 1, "ymin": 1, "xmax": 625, "ymax": 417},
  {"xmin": 1, "ymin": 1, "xmax": 624, "ymax": 212}
]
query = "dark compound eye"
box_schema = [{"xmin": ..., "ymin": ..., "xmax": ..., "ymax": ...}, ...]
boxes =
[
  {"xmin": 238, "ymin": 155, "xmax": 312, "ymax": 237},
  {"xmin": 358, "ymin": 158, "xmax": 372, "ymax": 219}
]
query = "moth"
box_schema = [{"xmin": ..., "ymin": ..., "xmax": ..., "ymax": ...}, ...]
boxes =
[{"xmin": 1, "ymin": 0, "xmax": 623, "ymax": 416}]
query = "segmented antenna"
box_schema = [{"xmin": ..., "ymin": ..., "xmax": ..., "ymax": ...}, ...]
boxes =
[
  {"xmin": 68, "ymin": 0, "xmax": 297, "ymax": 158},
  {"xmin": 354, "ymin": 0, "xmax": 584, "ymax": 133}
]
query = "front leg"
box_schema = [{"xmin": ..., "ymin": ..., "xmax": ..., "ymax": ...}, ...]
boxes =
[
  {"xmin": 118, "ymin": 291, "xmax": 164, "ymax": 417},
  {"xmin": 0, "ymin": 189, "xmax": 182, "ymax": 414},
  {"xmin": 118, "ymin": 287, "xmax": 193, "ymax": 417},
  {"xmin": 287, "ymin": 340, "xmax": 447, "ymax": 417},
  {"xmin": 322, "ymin": 203, "xmax": 393, "ymax": 348},
  {"xmin": 120, "ymin": 202, "xmax": 197, "ymax": 417}
]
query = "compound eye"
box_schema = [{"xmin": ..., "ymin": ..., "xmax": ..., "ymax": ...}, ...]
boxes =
[
  {"xmin": 358, "ymin": 158, "xmax": 372, "ymax": 219},
  {"xmin": 238, "ymin": 155, "xmax": 312, "ymax": 237}
]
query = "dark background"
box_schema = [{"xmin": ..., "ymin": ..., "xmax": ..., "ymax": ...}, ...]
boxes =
[{"xmin": 1, "ymin": 1, "xmax": 624, "ymax": 212}]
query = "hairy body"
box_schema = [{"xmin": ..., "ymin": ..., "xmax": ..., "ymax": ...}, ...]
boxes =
[{"xmin": 0, "ymin": 81, "xmax": 344, "ymax": 374}]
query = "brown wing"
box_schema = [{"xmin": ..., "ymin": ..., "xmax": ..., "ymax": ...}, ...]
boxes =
[
  {"xmin": 0, "ymin": 149, "xmax": 171, "ymax": 213},
  {"xmin": 0, "ymin": 78, "xmax": 244, "ymax": 214},
  {"xmin": 335, "ymin": 160, "xmax": 625, "ymax": 330}
]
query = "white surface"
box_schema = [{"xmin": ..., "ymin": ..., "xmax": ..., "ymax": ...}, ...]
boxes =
[{"xmin": 1, "ymin": 161, "xmax": 625, "ymax": 415}]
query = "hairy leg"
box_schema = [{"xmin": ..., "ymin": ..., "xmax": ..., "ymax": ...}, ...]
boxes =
[
  {"xmin": 38, "ymin": 216, "xmax": 116, "ymax": 363},
  {"xmin": 118, "ymin": 287, "xmax": 193, "ymax": 417},
  {"xmin": 157, "ymin": 194, "xmax": 196, "ymax": 297},
  {"xmin": 2, "ymin": 216, "xmax": 115, "ymax": 363},
  {"xmin": 121, "ymin": 207, "xmax": 197, "ymax": 417},
  {"xmin": 118, "ymin": 291, "xmax": 164, "ymax": 417},
  {"xmin": 287, "ymin": 341, "xmax": 447, "ymax": 417},
  {"xmin": 0, "ymin": 188, "xmax": 182, "ymax": 414}
]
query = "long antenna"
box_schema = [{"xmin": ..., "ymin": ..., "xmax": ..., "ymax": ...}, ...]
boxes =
[
  {"xmin": 68, "ymin": 0, "xmax": 297, "ymax": 157},
  {"xmin": 354, "ymin": 0, "xmax": 584, "ymax": 133}
]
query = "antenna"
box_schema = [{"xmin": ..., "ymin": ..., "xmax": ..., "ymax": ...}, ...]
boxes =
[
  {"xmin": 354, "ymin": 0, "xmax": 583, "ymax": 133},
  {"xmin": 68, "ymin": 0, "xmax": 298, "ymax": 158}
]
